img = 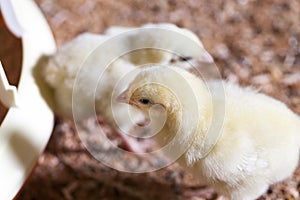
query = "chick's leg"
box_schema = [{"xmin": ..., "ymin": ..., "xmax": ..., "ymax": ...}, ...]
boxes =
[
  {"xmin": 116, "ymin": 126, "xmax": 157, "ymax": 153},
  {"xmin": 97, "ymin": 117, "xmax": 156, "ymax": 153}
]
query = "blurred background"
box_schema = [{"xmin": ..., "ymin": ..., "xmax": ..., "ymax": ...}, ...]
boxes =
[{"xmin": 1, "ymin": 0, "xmax": 300, "ymax": 199}]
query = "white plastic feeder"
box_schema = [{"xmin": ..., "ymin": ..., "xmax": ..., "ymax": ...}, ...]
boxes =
[{"xmin": 0, "ymin": 0, "xmax": 56, "ymax": 199}]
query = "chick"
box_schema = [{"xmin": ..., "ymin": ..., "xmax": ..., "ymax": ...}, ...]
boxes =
[
  {"xmin": 117, "ymin": 65, "xmax": 300, "ymax": 200},
  {"xmin": 42, "ymin": 33, "xmax": 145, "ymax": 151},
  {"xmin": 41, "ymin": 23, "xmax": 212, "ymax": 152}
]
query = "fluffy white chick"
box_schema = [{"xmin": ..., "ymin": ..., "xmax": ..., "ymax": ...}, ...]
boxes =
[
  {"xmin": 42, "ymin": 23, "xmax": 212, "ymax": 132},
  {"xmin": 42, "ymin": 33, "xmax": 144, "ymax": 151},
  {"xmin": 117, "ymin": 65, "xmax": 300, "ymax": 200}
]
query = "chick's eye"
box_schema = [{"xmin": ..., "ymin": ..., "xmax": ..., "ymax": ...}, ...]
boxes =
[{"xmin": 139, "ymin": 98, "xmax": 150, "ymax": 105}]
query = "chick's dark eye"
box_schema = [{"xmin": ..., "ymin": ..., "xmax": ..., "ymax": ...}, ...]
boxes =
[{"xmin": 139, "ymin": 98, "xmax": 150, "ymax": 105}]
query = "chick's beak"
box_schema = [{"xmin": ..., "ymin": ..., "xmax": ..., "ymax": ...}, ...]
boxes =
[{"xmin": 116, "ymin": 90, "xmax": 129, "ymax": 104}]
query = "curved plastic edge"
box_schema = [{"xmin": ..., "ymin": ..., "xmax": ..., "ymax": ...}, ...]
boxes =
[{"xmin": 0, "ymin": 0, "xmax": 56, "ymax": 199}]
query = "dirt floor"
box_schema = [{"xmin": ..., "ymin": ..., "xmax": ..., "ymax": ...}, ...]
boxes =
[{"xmin": 2, "ymin": 0, "xmax": 300, "ymax": 199}]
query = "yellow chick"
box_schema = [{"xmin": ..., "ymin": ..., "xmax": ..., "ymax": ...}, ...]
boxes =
[{"xmin": 117, "ymin": 65, "xmax": 300, "ymax": 200}]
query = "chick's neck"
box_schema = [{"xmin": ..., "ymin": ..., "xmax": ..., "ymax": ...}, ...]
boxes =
[
  {"xmin": 155, "ymin": 80, "xmax": 212, "ymax": 158},
  {"xmin": 153, "ymin": 97, "xmax": 182, "ymax": 147}
]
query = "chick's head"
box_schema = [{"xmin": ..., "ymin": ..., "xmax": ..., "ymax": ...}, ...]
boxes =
[
  {"xmin": 118, "ymin": 82, "xmax": 180, "ymax": 119},
  {"xmin": 117, "ymin": 66, "xmax": 183, "ymax": 129}
]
